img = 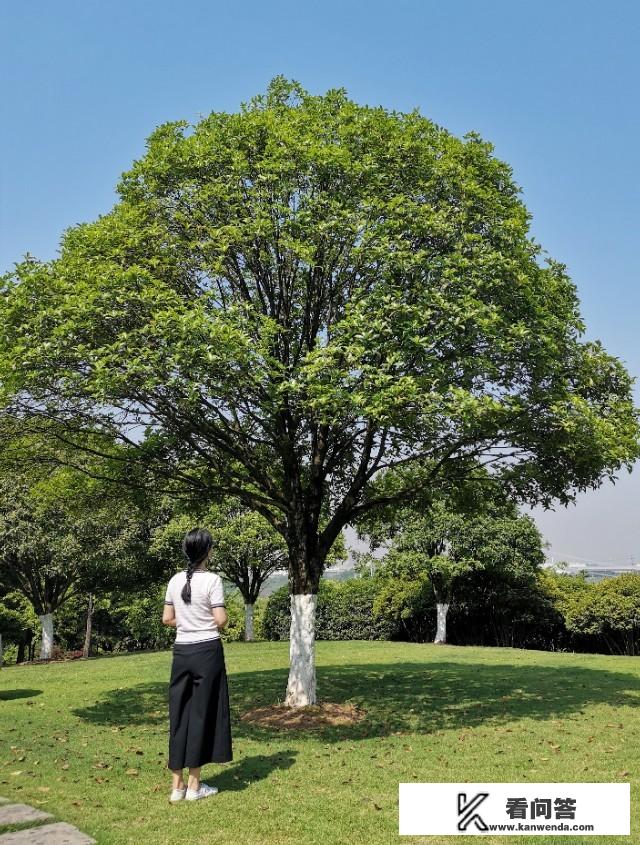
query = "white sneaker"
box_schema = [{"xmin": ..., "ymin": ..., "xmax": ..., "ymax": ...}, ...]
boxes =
[
  {"xmin": 185, "ymin": 782, "xmax": 219, "ymax": 801},
  {"xmin": 169, "ymin": 787, "xmax": 187, "ymax": 803}
]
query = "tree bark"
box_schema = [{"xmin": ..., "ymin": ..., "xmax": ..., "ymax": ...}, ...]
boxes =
[
  {"xmin": 83, "ymin": 593, "xmax": 94, "ymax": 658},
  {"xmin": 285, "ymin": 593, "xmax": 317, "ymax": 707},
  {"xmin": 434, "ymin": 602, "xmax": 450, "ymax": 644},
  {"xmin": 16, "ymin": 641, "xmax": 25, "ymax": 664},
  {"xmin": 244, "ymin": 602, "xmax": 254, "ymax": 642},
  {"xmin": 39, "ymin": 613, "xmax": 54, "ymax": 659},
  {"xmin": 0, "ymin": 634, "xmax": 3, "ymax": 669}
]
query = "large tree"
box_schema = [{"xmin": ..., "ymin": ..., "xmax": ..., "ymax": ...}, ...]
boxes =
[{"xmin": 1, "ymin": 77, "xmax": 638, "ymax": 704}]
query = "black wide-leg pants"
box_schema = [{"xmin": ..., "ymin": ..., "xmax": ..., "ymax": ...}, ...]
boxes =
[{"xmin": 168, "ymin": 637, "xmax": 233, "ymax": 770}]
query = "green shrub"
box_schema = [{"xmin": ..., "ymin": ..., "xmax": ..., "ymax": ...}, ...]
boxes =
[
  {"xmin": 372, "ymin": 572, "xmax": 435, "ymax": 641},
  {"xmin": 262, "ymin": 577, "xmax": 406, "ymax": 641},
  {"xmin": 262, "ymin": 584, "xmax": 291, "ymax": 640},
  {"xmin": 562, "ymin": 572, "xmax": 640, "ymax": 655},
  {"xmin": 220, "ymin": 591, "xmax": 246, "ymax": 642},
  {"xmin": 252, "ymin": 596, "xmax": 269, "ymax": 640}
]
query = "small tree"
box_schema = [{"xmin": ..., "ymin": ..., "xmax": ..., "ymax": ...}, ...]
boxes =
[{"xmin": 357, "ymin": 467, "xmax": 545, "ymax": 643}]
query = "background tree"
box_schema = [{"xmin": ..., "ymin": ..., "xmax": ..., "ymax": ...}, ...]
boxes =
[
  {"xmin": 0, "ymin": 429, "xmax": 159, "ymax": 658},
  {"xmin": 356, "ymin": 465, "xmax": 546, "ymax": 643},
  {"xmin": 0, "ymin": 590, "xmax": 37, "ymax": 663},
  {"xmin": 1, "ymin": 77, "xmax": 638, "ymax": 704},
  {"xmin": 0, "ymin": 599, "xmax": 32, "ymax": 667}
]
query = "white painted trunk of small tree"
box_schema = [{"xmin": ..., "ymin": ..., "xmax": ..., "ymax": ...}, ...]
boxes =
[
  {"xmin": 39, "ymin": 613, "xmax": 54, "ymax": 659},
  {"xmin": 244, "ymin": 603, "xmax": 254, "ymax": 642},
  {"xmin": 434, "ymin": 602, "xmax": 450, "ymax": 644},
  {"xmin": 284, "ymin": 593, "xmax": 317, "ymax": 707}
]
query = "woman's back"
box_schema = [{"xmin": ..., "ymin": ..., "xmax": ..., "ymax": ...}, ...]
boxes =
[{"xmin": 164, "ymin": 569, "xmax": 225, "ymax": 644}]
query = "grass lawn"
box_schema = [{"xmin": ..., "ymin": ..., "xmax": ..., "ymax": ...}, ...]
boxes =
[{"xmin": 0, "ymin": 640, "xmax": 638, "ymax": 844}]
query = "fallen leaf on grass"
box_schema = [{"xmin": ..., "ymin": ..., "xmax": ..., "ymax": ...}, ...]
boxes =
[{"xmin": 125, "ymin": 769, "xmax": 139, "ymax": 776}]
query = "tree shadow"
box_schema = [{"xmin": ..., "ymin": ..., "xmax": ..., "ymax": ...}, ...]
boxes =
[
  {"xmin": 0, "ymin": 688, "xmax": 43, "ymax": 701},
  {"xmin": 72, "ymin": 658, "xmax": 640, "ymax": 742}
]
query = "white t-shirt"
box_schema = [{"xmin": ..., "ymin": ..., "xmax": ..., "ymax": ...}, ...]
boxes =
[{"xmin": 164, "ymin": 569, "xmax": 226, "ymax": 644}]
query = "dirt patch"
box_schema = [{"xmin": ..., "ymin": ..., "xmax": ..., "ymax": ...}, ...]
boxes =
[{"xmin": 240, "ymin": 701, "xmax": 367, "ymax": 730}]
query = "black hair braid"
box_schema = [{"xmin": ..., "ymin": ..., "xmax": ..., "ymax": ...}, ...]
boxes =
[
  {"xmin": 181, "ymin": 527, "xmax": 213, "ymax": 604},
  {"xmin": 181, "ymin": 558, "xmax": 197, "ymax": 604}
]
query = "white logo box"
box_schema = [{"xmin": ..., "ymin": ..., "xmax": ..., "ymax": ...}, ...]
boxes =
[{"xmin": 399, "ymin": 783, "xmax": 630, "ymax": 836}]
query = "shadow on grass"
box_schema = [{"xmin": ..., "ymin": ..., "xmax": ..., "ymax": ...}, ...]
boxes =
[
  {"xmin": 71, "ymin": 658, "xmax": 640, "ymax": 742},
  {"xmin": 0, "ymin": 688, "xmax": 43, "ymax": 701},
  {"xmin": 204, "ymin": 750, "xmax": 297, "ymax": 791}
]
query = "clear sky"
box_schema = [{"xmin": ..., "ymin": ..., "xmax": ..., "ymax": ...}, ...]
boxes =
[{"xmin": 1, "ymin": 0, "xmax": 639, "ymax": 565}]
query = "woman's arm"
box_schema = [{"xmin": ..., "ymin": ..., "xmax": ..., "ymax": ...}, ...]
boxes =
[
  {"xmin": 212, "ymin": 606, "xmax": 228, "ymax": 630},
  {"xmin": 162, "ymin": 604, "xmax": 177, "ymax": 627}
]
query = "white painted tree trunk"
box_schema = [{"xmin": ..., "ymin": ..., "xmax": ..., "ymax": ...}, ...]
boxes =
[
  {"xmin": 244, "ymin": 603, "xmax": 254, "ymax": 642},
  {"xmin": 284, "ymin": 593, "xmax": 317, "ymax": 707},
  {"xmin": 434, "ymin": 602, "xmax": 450, "ymax": 644},
  {"xmin": 39, "ymin": 613, "xmax": 54, "ymax": 659}
]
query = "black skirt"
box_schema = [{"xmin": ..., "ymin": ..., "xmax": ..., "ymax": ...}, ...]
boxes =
[{"xmin": 168, "ymin": 637, "xmax": 233, "ymax": 770}]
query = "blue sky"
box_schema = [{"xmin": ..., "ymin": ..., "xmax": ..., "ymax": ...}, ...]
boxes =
[{"xmin": 1, "ymin": 0, "xmax": 639, "ymax": 565}]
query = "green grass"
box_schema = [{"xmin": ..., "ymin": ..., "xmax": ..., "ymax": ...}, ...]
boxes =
[{"xmin": 1, "ymin": 641, "xmax": 638, "ymax": 844}]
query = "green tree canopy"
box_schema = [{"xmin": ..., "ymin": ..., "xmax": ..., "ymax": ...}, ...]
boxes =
[
  {"xmin": 0, "ymin": 424, "xmax": 158, "ymax": 657},
  {"xmin": 1, "ymin": 76, "xmax": 638, "ymax": 702}
]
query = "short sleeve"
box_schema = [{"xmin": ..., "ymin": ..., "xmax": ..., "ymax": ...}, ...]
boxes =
[
  {"xmin": 164, "ymin": 580, "xmax": 174, "ymax": 605},
  {"xmin": 208, "ymin": 574, "xmax": 225, "ymax": 608}
]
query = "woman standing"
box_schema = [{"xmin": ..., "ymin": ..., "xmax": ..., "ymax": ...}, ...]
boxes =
[{"xmin": 162, "ymin": 527, "xmax": 233, "ymax": 803}]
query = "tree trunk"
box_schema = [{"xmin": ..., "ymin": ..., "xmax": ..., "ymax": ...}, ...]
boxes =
[
  {"xmin": 284, "ymin": 593, "xmax": 318, "ymax": 707},
  {"xmin": 83, "ymin": 593, "xmax": 94, "ymax": 658},
  {"xmin": 0, "ymin": 633, "xmax": 3, "ymax": 669},
  {"xmin": 16, "ymin": 641, "xmax": 25, "ymax": 664},
  {"xmin": 39, "ymin": 613, "xmax": 54, "ymax": 659},
  {"xmin": 434, "ymin": 602, "xmax": 450, "ymax": 644},
  {"xmin": 244, "ymin": 602, "xmax": 254, "ymax": 642}
]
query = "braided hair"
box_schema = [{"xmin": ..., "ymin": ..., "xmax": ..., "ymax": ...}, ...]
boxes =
[{"xmin": 181, "ymin": 527, "xmax": 213, "ymax": 604}]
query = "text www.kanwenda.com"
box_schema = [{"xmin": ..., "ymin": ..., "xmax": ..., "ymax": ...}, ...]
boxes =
[{"xmin": 487, "ymin": 823, "xmax": 595, "ymax": 832}]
